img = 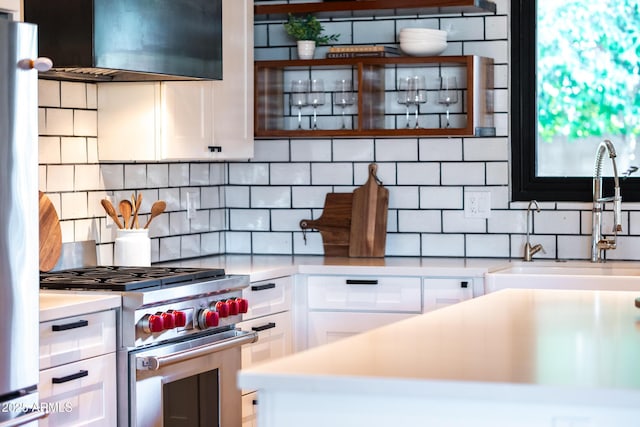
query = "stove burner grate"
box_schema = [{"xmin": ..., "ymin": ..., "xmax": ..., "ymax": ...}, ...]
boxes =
[{"xmin": 40, "ymin": 266, "xmax": 226, "ymax": 291}]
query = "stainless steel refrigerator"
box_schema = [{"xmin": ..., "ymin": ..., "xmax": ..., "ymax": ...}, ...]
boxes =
[{"xmin": 0, "ymin": 15, "xmax": 44, "ymax": 427}]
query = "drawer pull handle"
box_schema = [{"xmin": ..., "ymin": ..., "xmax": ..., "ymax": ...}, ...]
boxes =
[
  {"xmin": 346, "ymin": 279, "xmax": 378, "ymax": 285},
  {"xmin": 52, "ymin": 319, "xmax": 89, "ymax": 332},
  {"xmin": 52, "ymin": 370, "xmax": 88, "ymax": 384},
  {"xmin": 252, "ymin": 322, "xmax": 276, "ymax": 332},
  {"xmin": 461, "ymin": 281, "xmax": 469, "ymax": 288},
  {"xmin": 251, "ymin": 283, "xmax": 276, "ymax": 291}
]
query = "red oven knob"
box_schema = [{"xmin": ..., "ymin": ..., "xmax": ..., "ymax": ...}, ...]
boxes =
[
  {"xmin": 227, "ymin": 299, "xmax": 239, "ymax": 316},
  {"xmin": 161, "ymin": 312, "xmax": 176, "ymax": 329},
  {"xmin": 140, "ymin": 313, "xmax": 164, "ymax": 334},
  {"xmin": 236, "ymin": 298, "xmax": 249, "ymax": 314},
  {"xmin": 198, "ymin": 309, "xmax": 219, "ymax": 329},
  {"xmin": 215, "ymin": 300, "xmax": 230, "ymax": 318},
  {"xmin": 171, "ymin": 310, "xmax": 187, "ymax": 328}
]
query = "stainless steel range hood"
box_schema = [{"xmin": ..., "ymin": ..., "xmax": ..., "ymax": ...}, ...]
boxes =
[{"xmin": 24, "ymin": 0, "xmax": 222, "ymax": 82}]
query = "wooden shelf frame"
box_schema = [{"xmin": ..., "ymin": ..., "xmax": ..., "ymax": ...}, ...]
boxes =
[
  {"xmin": 254, "ymin": 0, "xmax": 497, "ymax": 20},
  {"xmin": 254, "ymin": 55, "xmax": 495, "ymax": 139}
]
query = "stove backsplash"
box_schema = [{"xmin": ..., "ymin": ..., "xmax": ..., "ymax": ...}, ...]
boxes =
[{"xmin": 51, "ymin": 240, "xmax": 98, "ymax": 271}]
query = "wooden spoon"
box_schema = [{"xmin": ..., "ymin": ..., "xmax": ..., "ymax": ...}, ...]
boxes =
[
  {"xmin": 119, "ymin": 199, "xmax": 133, "ymax": 229},
  {"xmin": 101, "ymin": 199, "xmax": 124, "ymax": 229},
  {"xmin": 131, "ymin": 193, "xmax": 143, "ymax": 229},
  {"xmin": 144, "ymin": 200, "xmax": 167, "ymax": 229}
]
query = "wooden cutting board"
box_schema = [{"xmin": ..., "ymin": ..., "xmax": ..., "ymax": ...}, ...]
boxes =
[
  {"xmin": 349, "ymin": 163, "xmax": 388, "ymax": 257},
  {"xmin": 300, "ymin": 193, "xmax": 352, "ymax": 257},
  {"xmin": 39, "ymin": 191, "xmax": 62, "ymax": 272}
]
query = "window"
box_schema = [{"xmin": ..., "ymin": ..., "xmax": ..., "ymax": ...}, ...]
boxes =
[{"xmin": 511, "ymin": 0, "xmax": 640, "ymax": 201}]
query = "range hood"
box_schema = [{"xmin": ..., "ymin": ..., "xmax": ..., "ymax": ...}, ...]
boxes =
[{"xmin": 24, "ymin": 0, "xmax": 222, "ymax": 82}]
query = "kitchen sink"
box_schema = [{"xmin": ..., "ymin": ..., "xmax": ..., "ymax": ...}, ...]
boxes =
[{"xmin": 485, "ymin": 260, "xmax": 640, "ymax": 293}]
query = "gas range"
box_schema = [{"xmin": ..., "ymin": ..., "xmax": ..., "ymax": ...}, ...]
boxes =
[{"xmin": 40, "ymin": 265, "xmax": 251, "ymax": 349}]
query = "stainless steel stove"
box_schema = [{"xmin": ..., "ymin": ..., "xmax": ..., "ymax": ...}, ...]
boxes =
[{"xmin": 41, "ymin": 265, "xmax": 258, "ymax": 426}]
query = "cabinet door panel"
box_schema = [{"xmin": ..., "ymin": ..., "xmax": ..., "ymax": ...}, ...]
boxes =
[
  {"xmin": 307, "ymin": 311, "xmax": 415, "ymax": 348},
  {"xmin": 423, "ymin": 277, "xmax": 474, "ymax": 313},
  {"xmin": 237, "ymin": 311, "xmax": 293, "ymax": 369},
  {"xmin": 39, "ymin": 353, "xmax": 117, "ymax": 427},
  {"xmin": 242, "ymin": 276, "xmax": 293, "ymax": 320}
]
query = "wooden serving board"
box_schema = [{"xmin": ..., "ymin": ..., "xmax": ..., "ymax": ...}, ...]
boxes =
[
  {"xmin": 39, "ymin": 191, "xmax": 62, "ymax": 272},
  {"xmin": 349, "ymin": 163, "xmax": 388, "ymax": 257},
  {"xmin": 300, "ymin": 193, "xmax": 352, "ymax": 257}
]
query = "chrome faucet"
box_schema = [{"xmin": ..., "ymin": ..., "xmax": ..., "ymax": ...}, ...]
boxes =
[
  {"xmin": 523, "ymin": 200, "xmax": 544, "ymax": 261},
  {"xmin": 591, "ymin": 139, "xmax": 622, "ymax": 262}
]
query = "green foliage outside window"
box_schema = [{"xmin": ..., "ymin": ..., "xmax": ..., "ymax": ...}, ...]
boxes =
[{"xmin": 537, "ymin": 0, "xmax": 640, "ymax": 143}]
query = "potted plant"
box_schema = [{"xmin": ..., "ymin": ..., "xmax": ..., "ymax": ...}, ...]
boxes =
[{"xmin": 284, "ymin": 14, "xmax": 340, "ymax": 59}]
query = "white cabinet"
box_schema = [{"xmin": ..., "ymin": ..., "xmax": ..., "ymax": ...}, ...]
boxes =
[
  {"xmin": 97, "ymin": 0, "xmax": 253, "ymax": 161},
  {"xmin": 237, "ymin": 276, "xmax": 294, "ymax": 427},
  {"xmin": 422, "ymin": 277, "xmax": 476, "ymax": 313},
  {"xmin": 0, "ymin": 0, "xmax": 19, "ymax": 17},
  {"xmin": 39, "ymin": 310, "xmax": 117, "ymax": 427},
  {"xmin": 305, "ymin": 275, "xmax": 422, "ymax": 348}
]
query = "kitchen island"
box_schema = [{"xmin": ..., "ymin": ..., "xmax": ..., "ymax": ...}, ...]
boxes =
[{"xmin": 238, "ymin": 289, "xmax": 640, "ymax": 426}]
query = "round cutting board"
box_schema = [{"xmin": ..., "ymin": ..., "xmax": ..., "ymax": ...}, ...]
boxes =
[{"xmin": 39, "ymin": 191, "xmax": 62, "ymax": 272}]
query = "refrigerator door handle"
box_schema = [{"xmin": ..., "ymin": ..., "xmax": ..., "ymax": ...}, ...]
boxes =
[{"xmin": 0, "ymin": 409, "xmax": 48, "ymax": 427}]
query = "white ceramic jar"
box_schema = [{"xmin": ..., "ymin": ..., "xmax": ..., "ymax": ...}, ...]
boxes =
[{"xmin": 114, "ymin": 229, "xmax": 151, "ymax": 267}]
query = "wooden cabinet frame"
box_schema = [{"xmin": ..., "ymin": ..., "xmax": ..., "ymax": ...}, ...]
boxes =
[{"xmin": 255, "ymin": 55, "xmax": 494, "ymax": 138}]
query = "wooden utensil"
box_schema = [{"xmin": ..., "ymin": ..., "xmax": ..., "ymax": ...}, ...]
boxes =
[
  {"xmin": 131, "ymin": 193, "xmax": 142, "ymax": 229},
  {"xmin": 101, "ymin": 198, "xmax": 124, "ymax": 229},
  {"xmin": 144, "ymin": 200, "xmax": 166, "ymax": 229},
  {"xmin": 119, "ymin": 199, "xmax": 133, "ymax": 229},
  {"xmin": 39, "ymin": 191, "xmax": 63, "ymax": 272},
  {"xmin": 349, "ymin": 163, "xmax": 388, "ymax": 257},
  {"xmin": 300, "ymin": 193, "xmax": 353, "ymax": 257}
]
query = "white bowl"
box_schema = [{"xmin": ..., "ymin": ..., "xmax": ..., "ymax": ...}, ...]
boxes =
[
  {"xmin": 400, "ymin": 40, "xmax": 447, "ymax": 56},
  {"xmin": 399, "ymin": 28, "xmax": 447, "ymax": 37}
]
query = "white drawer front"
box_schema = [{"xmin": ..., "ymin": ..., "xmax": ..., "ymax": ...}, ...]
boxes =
[
  {"xmin": 39, "ymin": 352, "xmax": 117, "ymax": 427},
  {"xmin": 307, "ymin": 276, "xmax": 421, "ymax": 312},
  {"xmin": 242, "ymin": 276, "xmax": 293, "ymax": 320},
  {"xmin": 423, "ymin": 278, "xmax": 474, "ymax": 312},
  {"xmin": 237, "ymin": 311, "xmax": 293, "ymax": 370},
  {"xmin": 241, "ymin": 392, "xmax": 257, "ymax": 427},
  {"xmin": 40, "ymin": 310, "xmax": 116, "ymax": 370}
]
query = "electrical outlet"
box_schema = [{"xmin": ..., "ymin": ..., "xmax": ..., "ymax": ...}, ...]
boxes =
[
  {"xmin": 464, "ymin": 191, "xmax": 491, "ymax": 218},
  {"xmin": 186, "ymin": 191, "xmax": 199, "ymax": 220}
]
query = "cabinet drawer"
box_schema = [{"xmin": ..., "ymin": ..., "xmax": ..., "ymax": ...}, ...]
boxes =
[
  {"xmin": 40, "ymin": 310, "xmax": 116, "ymax": 370},
  {"xmin": 237, "ymin": 311, "xmax": 293, "ymax": 370},
  {"xmin": 423, "ymin": 277, "xmax": 474, "ymax": 313},
  {"xmin": 242, "ymin": 276, "xmax": 293, "ymax": 320},
  {"xmin": 307, "ymin": 276, "xmax": 421, "ymax": 312},
  {"xmin": 39, "ymin": 352, "xmax": 117, "ymax": 427},
  {"xmin": 241, "ymin": 392, "xmax": 257, "ymax": 427}
]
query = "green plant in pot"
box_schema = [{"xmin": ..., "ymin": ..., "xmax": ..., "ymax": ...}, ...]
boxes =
[{"xmin": 284, "ymin": 14, "xmax": 339, "ymax": 59}]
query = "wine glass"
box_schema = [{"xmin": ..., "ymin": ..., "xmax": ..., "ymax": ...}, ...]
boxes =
[
  {"xmin": 407, "ymin": 76, "xmax": 427, "ymax": 129},
  {"xmin": 308, "ymin": 79, "xmax": 325, "ymax": 130},
  {"xmin": 290, "ymin": 79, "xmax": 309, "ymax": 129},
  {"xmin": 333, "ymin": 79, "xmax": 355, "ymax": 130},
  {"xmin": 397, "ymin": 77, "xmax": 413, "ymax": 128},
  {"xmin": 438, "ymin": 76, "xmax": 459, "ymax": 128}
]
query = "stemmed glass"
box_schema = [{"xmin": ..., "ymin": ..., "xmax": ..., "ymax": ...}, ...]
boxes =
[
  {"xmin": 333, "ymin": 79, "xmax": 355, "ymax": 130},
  {"xmin": 290, "ymin": 79, "xmax": 309, "ymax": 129},
  {"xmin": 308, "ymin": 79, "xmax": 325, "ymax": 130},
  {"xmin": 397, "ymin": 76, "xmax": 427, "ymax": 128},
  {"xmin": 438, "ymin": 76, "xmax": 459, "ymax": 128}
]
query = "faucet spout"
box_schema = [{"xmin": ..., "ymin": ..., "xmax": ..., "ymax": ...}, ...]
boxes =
[
  {"xmin": 591, "ymin": 139, "xmax": 622, "ymax": 262},
  {"xmin": 523, "ymin": 200, "xmax": 544, "ymax": 261}
]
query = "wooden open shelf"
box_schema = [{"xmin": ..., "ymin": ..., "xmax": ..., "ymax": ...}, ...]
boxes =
[
  {"xmin": 254, "ymin": 55, "xmax": 495, "ymax": 139},
  {"xmin": 254, "ymin": 0, "xmax": 497, "ymax": 20}
]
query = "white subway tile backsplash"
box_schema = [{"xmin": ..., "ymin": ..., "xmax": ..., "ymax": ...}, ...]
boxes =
[
  {"xmin": 252, "ymin": 232, "xmax": 292, "ymax": 254},
  {"xmin": 225, "ymin": 231, "xmax": 252, "ymax": 254},
  {"xmin": 230, "ymin": 209, "xmax": 270, "ymax": 231},
  {"xmin": 535, "ymin": 210, "xmax": 581, "ymax": 234},
  {"xmin": 486, "ymin": 162, "xmax": 509, "ymax": 185},
  {"xmin": 46, "ymin": 165, "xmax": 75, "ymax": 192},
  {"xmin": 39, "ymin": 136, "xmax": 61, "ymax": 164},
  {"xmin": 466, "ymin": 234, "xmax": 509, "ymax": 257},
  {"xmin": 190, "ymin": 164, "xmax": 210, "ymax": 185},
  {"xmin": 487, "ymin": 209, "xmax": 525, "ymax": 233},
  {"xmin": 464, "ymin": 138, "xmax": 508, "ymax": 161},
  {"xmin": 485, "ymin": 16, "xmax": 508, "ymax": 40},
  {"xmin": 61, "ymin": 82, "xmax": 87, "ymax": 109},
  {"xmin": 39, "ymin": 80, "xmax": 60, "ymax": 108},
  {"xmin": 228, "ymin": 163, "xmax": 269, "ymax": 185},
  {"xmin": 253, "ymin": 140, "xmax": 291, "ymax": 162},
  {"xmin": 293, "ymin": 231, "xmax": 323, "ymax": 255},
  {"xmin": 419, "ymin": 138, "xmax": 463, "ymax": 161},
  {"xmin": 190, "ymin": 210, "xmax": 210, "ymax": 233},
  {"xmin": 398, "ymin": 210, "xmax": 441, "ymax": 232},
  {"xmin": 443, "ymin": 210, "xmax": 486, "ymax": 233},
  {"xmin": 271, "ymin": 209, "xmax": 309, "ymax": 231},
  {"xmin": 557, "ymin": 235, "xmax": 590, "ymax": 260},
  {"xmin": 397, "ymin": 163, "xmax": 440, "ymax": 185},
  {"xmin": 385, "ymin": 233, "xmax": 420, "ymax": 256},
  {"xmin": 147, "ymin": 164, "xmax": 169, "ymax": 188},
  {"xmin": 332, "ymin": 139, "xmax": 375, "ymax": 162},
  {"xmin": 159, "ymin": 236, "xmax": 181, "ymax": 261},
  {"xmin": 389, "ymin": 187, "xmax": 419, "ymax": 209},
  {"xmin": 311, "ymin": 162, "xmax": 353, "ymax": 185},
  {"xmin": 201, "ymin": 187, "xmax": 221, "ymax": 209},
  {"xmin": 353, "ymin": 20, "xmax": 396, "ymax": 44},
  {"xmin": 291, "ymin": 139, "xmax": 332, "ymax": 162},
  {"xmin": 43, "ymin": 108, "xmax": 73, "ymax": 136},
  {"xmin": 60, "ymin": 191, "xmax": 88, "ymax": 220},
  {"xmin": 181, "ymin": 234, "xmax": 201, "ymax": 258},
  {"xmin": 441, "ymin": 162, "xmax": 485, "ymax": 185},
  {"xmin": 75, "ymin": 164, "xmax": 101, "ymax": 191},
  {"xmin": 60, "ymin": 137, "xmax": 88, "ymax": 164},
  {"xmin": 441, "ymin": 17, "xmax": 485, "ymax": 41},
  {"xmin": 201, "ymin": 232, "xmax": 223, "ymax": 254},
  {"xmin": 159, "ymin": 188, "xmax": 181, "ymax": 211},
  {"xmin": 169, "ymin": 163, "xmax": 190, "ymax": 187},
  {"xmin": 420, "ymin": 186, "xmax": 463, "ymax": 209},
  {"xmin": 251, "ymin": 186, "xmax": 292, "ymax": 208},
  {"xmin": 270, "ymin": 163, "xmax": 311, "ymax": 185},
  {"xmin": 74, "ymin": 109, "xmax": 97, "ymax": 136},
  {"xmin": 422, "ymin": 233, "xmax": 465, "ymax": 257},
  {"xmin": 169, "ymin": 211, "xmax": 190, "ymax": 235},
  {"xmin": 375, "ymin": 139, "xmax": 418, "ymax": 161},
  {"xmin": 292, "ymin": 186, "xmax": 335, "ymax": 208},
  {"xmin": 124, "ymin": 164, "xmax": 148, "ymax": 189},
  {"xmin": 225, "ymin": 186, "xmax": 250, "ymax": 208}
]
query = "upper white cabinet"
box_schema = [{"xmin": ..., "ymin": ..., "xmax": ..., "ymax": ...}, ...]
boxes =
[
  {"xmin": 0, "ymin": 0, "xmax": 20, "ymax": 18},
  {"xmin": 97, "ymin": 0, "xmax": 253, "ymax": 161}
]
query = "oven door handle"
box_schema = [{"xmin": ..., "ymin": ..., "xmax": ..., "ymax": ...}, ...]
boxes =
[{"xmin": 136, "ymin": 330, "xmax": 258, "ymax": 371}]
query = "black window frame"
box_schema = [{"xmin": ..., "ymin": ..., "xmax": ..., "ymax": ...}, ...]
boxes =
[{"xmin": 510, "ymin": 0, "xmax": 640, "ymax": 202}]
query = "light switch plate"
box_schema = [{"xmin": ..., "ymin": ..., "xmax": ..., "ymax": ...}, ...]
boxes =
[
  {"xmin": 464, "ymin": 191, "xmax": 491, "ymax": 218},
  {"xmin": 186, "ymin": 190, "xmax": 199, "ymax": 220}
]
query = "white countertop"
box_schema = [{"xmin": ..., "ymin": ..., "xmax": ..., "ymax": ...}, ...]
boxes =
[
  {"xmin": 239, "ymin": 288, "xmax": 640, "ymax": 407},
  {"xmin": 161, "ymin": 255, "xmax": 509, "ymax": 282},
  {"xmin": 40, "ymin": 291, "xmax": 121, "ymax": 322}
]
